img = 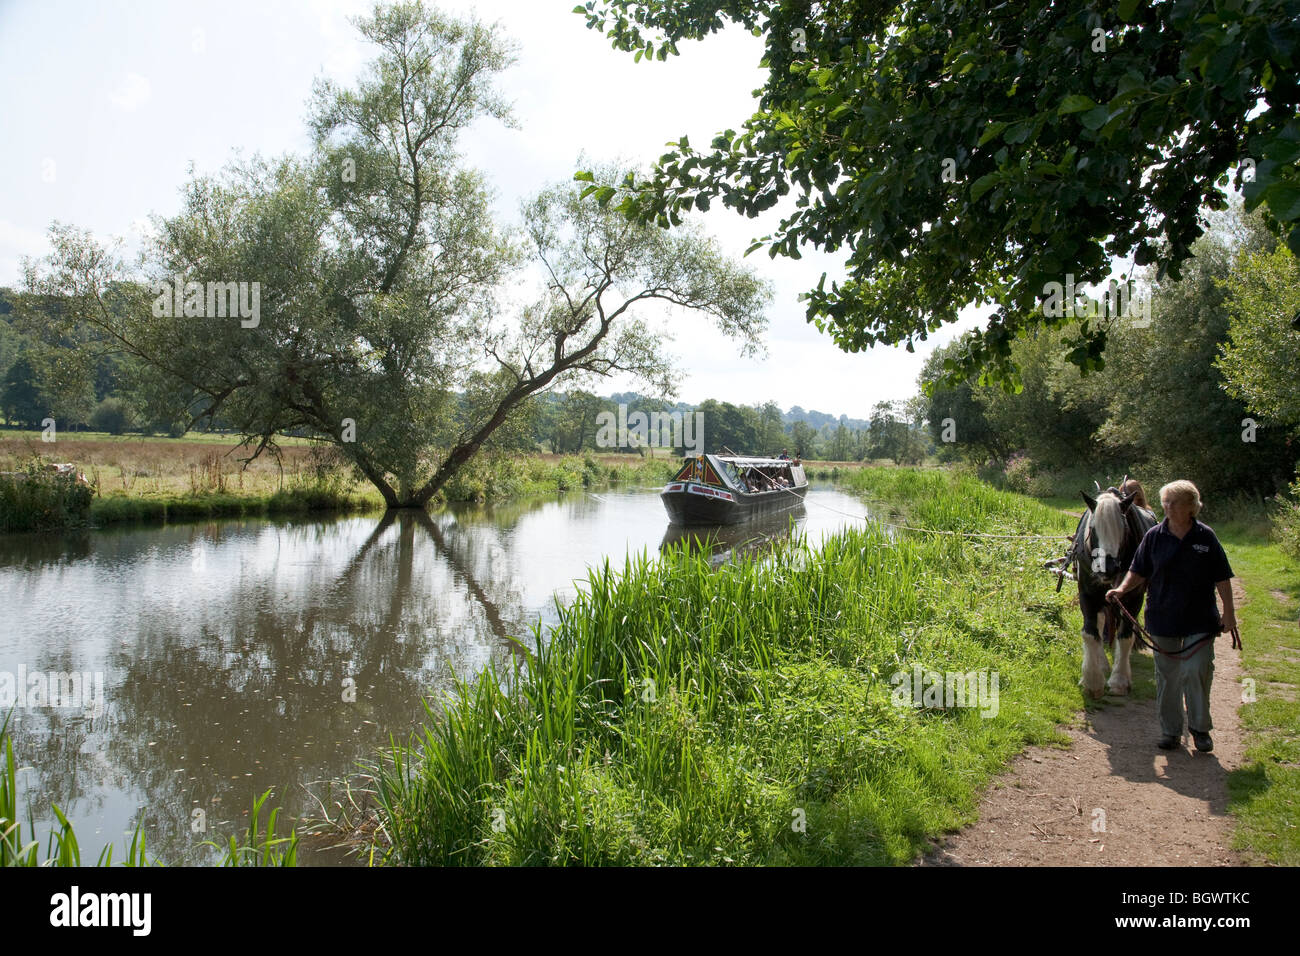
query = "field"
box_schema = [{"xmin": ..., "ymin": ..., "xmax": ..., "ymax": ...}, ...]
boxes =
[{"xmin": 0, "ymin": 431, "xmax": 328, "ymax": 498}]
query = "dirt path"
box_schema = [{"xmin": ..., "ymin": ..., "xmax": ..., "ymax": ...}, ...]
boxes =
[{"xmin": 920, "ymin": 579, "xmax": 1257, "ymax": 866}]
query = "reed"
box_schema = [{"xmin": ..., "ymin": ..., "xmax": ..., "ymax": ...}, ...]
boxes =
[
  {"xmin": 367, "ymin": 468, "xmax": 1082, "ymax": 865},
  {"xmin": 206, "ymin": 789, "xmax": 298, "ymax": 866}
]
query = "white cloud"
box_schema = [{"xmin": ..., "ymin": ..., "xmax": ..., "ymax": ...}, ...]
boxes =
[
  {"xmin": 108, "ymin": 71, "xmax": 152, "ymax": 111},
  {"xmin": 0, "ymin": 218, "xmax": 51, "ymax": 258},
  {"xmin": 316, "ymin": 0, "xmax": 369, "ymax": 80}
]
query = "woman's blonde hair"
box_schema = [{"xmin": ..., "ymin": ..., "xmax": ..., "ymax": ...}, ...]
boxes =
[
  {"xmin": 1159, "ymin": 479, "xmax": 1202, "ymax": 516},
  {"xmin": 1119, "ymin": 479, "xmax": 1148, "ymax": 509}
]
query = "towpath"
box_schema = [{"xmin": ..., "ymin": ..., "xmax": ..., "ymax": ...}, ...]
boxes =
[{"xmin": 920, "ymin": 578, "xmax": 1257, "ymax": 866}]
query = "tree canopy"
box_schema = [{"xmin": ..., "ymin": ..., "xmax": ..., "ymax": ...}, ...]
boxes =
[
  {"xmin": 1218, "ymin": 244, "xmax": 1300, "ymax": 428},
  {"xmin": 917, "ymin": 202, "xmax": 1296, "ymax": 497},
  {"xmin": 576, "ymin": 0, "xmax": 1300, "ymax": 380}
]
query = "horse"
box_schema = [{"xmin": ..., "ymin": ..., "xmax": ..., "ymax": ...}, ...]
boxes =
[{"xmin": 1070, "ymin": 482, "xmax": 1157, "ymax": 698}]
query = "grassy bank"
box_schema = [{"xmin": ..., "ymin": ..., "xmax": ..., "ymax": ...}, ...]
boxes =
[
  {"xmin": 88, "ymin": 485, "xmax": 376, "ymax": 525},
  {"xmin": 0, "ymin": 431, "xmax": 675, "ymax": 531},
  {"xmin": 364, "ymin": 467, "xmax": 1084, "ymax": 865},
  {"xmin": 439, "ymin": 452, "xmax": 674, "ymax": 502},
  {"xmin": 1219, "ymin": 513, "xmax": 1300, "ymax": 865}
]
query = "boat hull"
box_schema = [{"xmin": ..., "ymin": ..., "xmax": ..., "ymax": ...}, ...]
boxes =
[{"xmin": 660, "ymin": 480, "xmax": 808, "ymax": 526}]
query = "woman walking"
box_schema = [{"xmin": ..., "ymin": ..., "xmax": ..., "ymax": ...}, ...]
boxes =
[{"xmin": 1105, "ymin": 480, "xmax": 1237, "ymax": 752}]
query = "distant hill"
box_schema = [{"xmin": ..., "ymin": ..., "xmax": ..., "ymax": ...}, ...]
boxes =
[
  {"xmin": 556, "ymin": 390, "xmax": 870, "ymax": 431},
  {"xmin": 783, "ymin": 405, "xmax": 870, "ymax": 431}
]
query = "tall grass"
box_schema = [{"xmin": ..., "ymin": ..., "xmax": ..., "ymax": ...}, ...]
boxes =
[
  {"xmin": 368, "ymin": 468, "xmax": 1081, "ymax": 865},
  {"xmin": 839, "ymin": 466, "xmax": 1076, "ymax": 534}
]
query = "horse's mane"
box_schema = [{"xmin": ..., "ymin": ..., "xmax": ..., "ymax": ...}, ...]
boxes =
[{"xmin": 1091, "ymin": 492, "xmax": 1127, "ymax": 557}]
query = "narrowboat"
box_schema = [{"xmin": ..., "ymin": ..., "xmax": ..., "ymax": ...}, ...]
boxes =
[{"xmin": 660, "ymin": 454, "xmax": 808, "ymax": 525}]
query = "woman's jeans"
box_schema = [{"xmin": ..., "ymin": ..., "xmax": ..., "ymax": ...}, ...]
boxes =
[{"xmin": 1151, "ymin": 632, "xmax": 1215, "ymax": 737}]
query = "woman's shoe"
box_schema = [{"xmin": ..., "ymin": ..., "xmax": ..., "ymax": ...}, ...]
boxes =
[
  {"xmin": 1157, "ymin": 735, "xmax": 1180, "ymax": 750},
  {"xmin": 1192, "ymin": 731, "xmax": 1213, "ymax": 752}
]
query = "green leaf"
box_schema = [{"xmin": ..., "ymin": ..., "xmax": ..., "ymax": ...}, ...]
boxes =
[
  {"xmin": 573, "ymin": 170, "xmax": 594, "ymax": 183},
  {"xmin": 1118, "ymin": 0, "xmax": 1140, "ymax": 22},
  {"xmin": 1058, "ymin": 94, "xmax": 1100, "ymax": 115},
  {"xmin": 1002, "ymin": 121, "xmax": 1032, "ymax": 144},
  {"xmin": 1264, "ymin": 182, "xmax": 1300, "ymax": 222},
  {"xmin": 978, "ymin": 121, "xmax": 1008, "ymax": 146},
  {"xmin": 1080, "ymin": 106, "xmax": 1111, "ymax": 131},
  {"xmin": 970, "ymin": 173, "xmax": 1000, "ymax": 202},
  {"xmin": 1115, "ymin": 69, "xmax": 1146, "ymax": 96},
  {"xmin": 1207, "ymin": 43, "xmax": 1239, "ymax": 85}
]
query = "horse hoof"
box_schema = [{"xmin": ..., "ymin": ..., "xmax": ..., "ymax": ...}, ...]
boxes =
[{"xmin": 1108, "ymin": 681, "xmax": 1131, "ymax": 696}]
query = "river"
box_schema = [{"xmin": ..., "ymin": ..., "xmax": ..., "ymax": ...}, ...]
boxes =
[{"xmin": 0, "ymin": 482, "xmax": 873, "ymax": 864}]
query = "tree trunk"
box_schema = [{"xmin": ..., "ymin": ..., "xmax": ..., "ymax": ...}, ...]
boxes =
[{"xmin": 344, "ymin": 446, "xmax": 401, "ymax": 509}]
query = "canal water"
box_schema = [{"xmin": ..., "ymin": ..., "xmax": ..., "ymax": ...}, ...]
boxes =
[{"xmin": 0, "ymin": 482, "xmax": 873, "ymax": 864}]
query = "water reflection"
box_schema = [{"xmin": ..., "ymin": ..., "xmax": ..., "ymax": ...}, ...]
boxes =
[
  {"xmin": 0, "ymin": 483, "xmax": 870, "ymax": 864},
  {"xmin": 659, "ymin": 504, "xmax": 806, "ymax": 564}
]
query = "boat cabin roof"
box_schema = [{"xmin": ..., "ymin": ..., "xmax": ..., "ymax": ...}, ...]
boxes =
[
  {"xmin": 713, "ymin": 456, "xmax": 797, "ymax": 467},
  {"xmin": 670, "ymin": 454, "xmax": 806, "ymax": 492}
]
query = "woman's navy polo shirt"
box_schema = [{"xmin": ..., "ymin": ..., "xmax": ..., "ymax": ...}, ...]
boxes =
[{"xmin": 1129, "ymin": 518, "xmax": 1234, "ymax": 636}]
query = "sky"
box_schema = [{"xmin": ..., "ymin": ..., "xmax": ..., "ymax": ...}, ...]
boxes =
[{"xmin": 0, "ymin": 0, "xmax": 986, "ymax": 420}]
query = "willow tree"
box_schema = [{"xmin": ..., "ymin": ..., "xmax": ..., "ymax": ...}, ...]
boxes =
[{"xmin": 15, "ymin": 1, "xmax": 769, "ymax": 509}]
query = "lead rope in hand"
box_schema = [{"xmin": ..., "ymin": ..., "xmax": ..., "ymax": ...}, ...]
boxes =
[{"xmin": 1107, "ymin": 594, "xmax": 1242, "ymax": 656}]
